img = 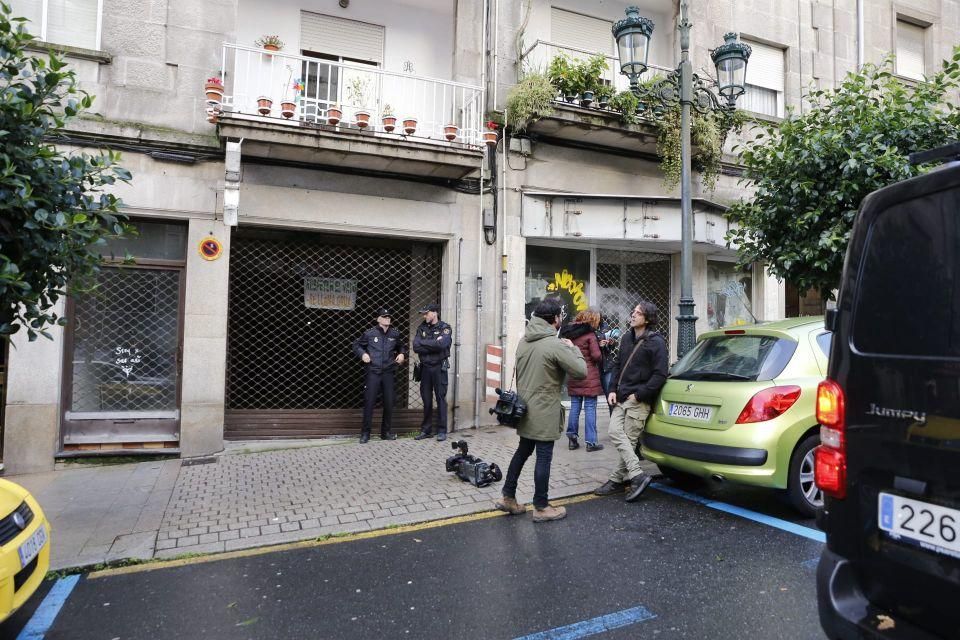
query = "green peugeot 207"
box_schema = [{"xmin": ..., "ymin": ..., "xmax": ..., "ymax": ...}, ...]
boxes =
[{"xmin": 641, "ymin": 317, "xmax": 830, "ymax": 517}]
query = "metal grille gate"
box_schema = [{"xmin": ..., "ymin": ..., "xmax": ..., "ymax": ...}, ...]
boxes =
[
  {"xmin": 225, "ymin": 229, "xmax": 442, "ymax": 439},
  {"xmin": 595, "ymin": 250, "xmax": 671, "ymax": 360}
]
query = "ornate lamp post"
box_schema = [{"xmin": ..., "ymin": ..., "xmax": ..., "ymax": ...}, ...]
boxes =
[{"xmin": 613, "ymin": 3, "xmax": 751, "ymax": 358}]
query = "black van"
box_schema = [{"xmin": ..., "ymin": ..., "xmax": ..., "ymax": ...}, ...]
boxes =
[{"xmin": 815, "ymin": 143, "xmax": 960, "ymax": 639}]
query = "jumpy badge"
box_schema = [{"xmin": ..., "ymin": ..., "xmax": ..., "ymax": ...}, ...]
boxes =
[{"xmin": 199, "ymin": 236, "xmax": 223, "ymax": 261}]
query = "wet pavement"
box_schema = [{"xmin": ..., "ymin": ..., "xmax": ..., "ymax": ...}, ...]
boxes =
[{"xmin": 3, "ymin": 484, "xmax": 826, "ymax": 639}]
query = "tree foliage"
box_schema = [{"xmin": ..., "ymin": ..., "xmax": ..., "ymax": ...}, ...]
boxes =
[
  {"xmin": 725, "ymin": 48, "xmax": 960, "ymax": 297},
  {"xmin": 0, "ymin": 2, "xmax": 132, "ymax": 340}
]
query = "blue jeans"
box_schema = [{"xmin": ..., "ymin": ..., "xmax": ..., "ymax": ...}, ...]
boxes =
[
  {"xmin": 502, "ymin": 437, "xmax": 555, "ymax": 509},
  {"xmin": 566, "ymin": 395, "xmax": 598, "ymax": 445}
]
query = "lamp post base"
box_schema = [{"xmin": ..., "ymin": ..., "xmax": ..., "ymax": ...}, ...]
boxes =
[{"xmin": 676, "ymin": 298, "xmax": 698, "ymax": 359}]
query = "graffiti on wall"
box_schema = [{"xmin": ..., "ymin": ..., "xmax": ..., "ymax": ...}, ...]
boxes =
[{"xmin": 545, "ymin": 269, "xmax": 588, "ymax": 313}]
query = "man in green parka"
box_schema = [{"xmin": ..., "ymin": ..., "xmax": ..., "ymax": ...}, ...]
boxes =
[{"xmin": 494, "ymin": 298, "xmax": 586, "ymax": 522}]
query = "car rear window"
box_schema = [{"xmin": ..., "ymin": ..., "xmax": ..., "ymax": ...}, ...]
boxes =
[
  {"xmin": 852, "ymin": 186, "xmax": 960, "ymax": 358},
  {"xmin": 671, "ymin": 335, "xmax": 798, "ymax": 382}
]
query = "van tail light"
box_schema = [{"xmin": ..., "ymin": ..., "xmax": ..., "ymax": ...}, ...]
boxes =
[
  {"xmin": 735, "ymin": 385, "xmax": 802, "ymax": 424},
  {"xmin": 815, "ymin": 379, "xmax": 847, "ymax": 499}
]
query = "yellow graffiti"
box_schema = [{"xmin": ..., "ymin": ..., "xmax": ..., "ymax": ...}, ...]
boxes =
[{"xmin": 545, "ymin": 269, "xmax": 588, "ymax": 312}]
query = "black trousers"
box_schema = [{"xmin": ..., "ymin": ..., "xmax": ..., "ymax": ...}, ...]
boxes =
[
  {"xmin": 419, "ymin": 363, "xmax": 448, "ymax": 433},
  {"xmin": 362, "ymin": 368, "xmax": 395, "ymax": 436}
]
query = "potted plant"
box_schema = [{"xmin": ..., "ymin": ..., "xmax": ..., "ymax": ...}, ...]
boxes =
[
  {"xmin": 548, "ymin": 54, "xmax": 575, "ymax": 103},
  {"xmin": 594, "ymin": 83, "xmax": 615, "ymax": 109},
  {"xmin": 279, "ymin": 75, "xmax": 302, "ymax": 119},
  {"xmin": 504, "ymin": 73, "xmax": 554, "ymax": 132},
  {"xmin": 402, "ymin": 116, "xmax": 418, "ymax": 135},
  {"xmin": 257, "ymin": 95, "xmax": 272, "ymax": 115},
  {"xmin": 483, "ymin": 120, "xmax": 498, "ymax": 146},
  {"xmin": 573, "ymin": 54, "xmax": 608, "ymax": 108},
  {"xmin": 326, "ymin": 103, "xmax": 343, "ymax": 125},
  {"xmin": 381, "ymin": 104, "xmax": 397, "ymax": 132},
  {"xmin": 255, "ymin": 35, "xmax": 284, "ymax": 52},
  {"xmin": 206, "ymin": 106, "xmax": 221, "ymax": 124},
  {"xmin": 204, "ymin": 76, "xmax": 223, "ymax": 105},
  {"xmin": 443, "ymin": 123, "xmax": 459, "ymax": 141},
  {"xmin": 346, "ymin": 76, "xmax": 372, "ymax": 128}
]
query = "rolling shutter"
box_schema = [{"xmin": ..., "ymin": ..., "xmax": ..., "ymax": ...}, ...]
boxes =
[
  {"xmin": 744, "ymin": 40, "xmax": 784, "ymax": 92},
  {"xmin": 300, "ymin": 11, "xmax": 384, "ymax": 64},
  {"xmin": 896, "ymin": 20, "xmax": 925, "ymax": 80},
  {"xmin": 550, "ymin": 7, "xmax": 613, "ymax": 56}
]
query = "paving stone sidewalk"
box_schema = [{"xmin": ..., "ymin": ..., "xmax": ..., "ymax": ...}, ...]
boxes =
[{"xmin": 7, "ymin": 424, "xmax": 657, "ymax": 570}]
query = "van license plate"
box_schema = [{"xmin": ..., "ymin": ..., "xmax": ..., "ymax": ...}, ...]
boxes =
[
  {"xmin": 878, "ymin": 492, "xmax": 960, "ymax": 559},
  {"xmin": 17, "ymin": 525, "xmax": 46, "ymax": 568},
  {"xmin": 668, "ymin": 403, "xmax": 713, "ymax": 422}
]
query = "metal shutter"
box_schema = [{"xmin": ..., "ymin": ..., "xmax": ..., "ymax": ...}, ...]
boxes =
[
  {"xmin": 744, "ymin": 40, "xmax": 784, "ymax": 92},
  {"xmin": 896, "ymin": 20, "xmax": 925, "ymax": 80},
  {"xmin": 550, "ymin": 7, "xmax": 613, "ymax": 56},
  {"xmin": 300, "ymin": 11, "xmax": 384, "ymax": 64}
]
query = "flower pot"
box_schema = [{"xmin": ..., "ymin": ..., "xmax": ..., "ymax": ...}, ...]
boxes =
[
  {"xmin": 482, "ymin": 130, "xmax": 498, "ymax": 146},
  {"xmin": 354, "ymin": 110, "xmax": 371, "ymax": 128},
  {"xmin": 443, "ymin": 124, "xmax": 459, "ymax": 142},
  {"xmin": 564, "ymin": 94, "xmax": 577, "ymax": 103},
  {"xmin": 381, "ymin": 115, "xmax": 397, "ymax": 132},
  {"xmin": 598, "ymin": 100, "xmax": 609, "ymax": 109},
  {"xmin": 257, "ymin": 96, "xmax": 272, "ymax": 116},
  {"xmin": 263, "ymin": 44, "xmax": 279, "ymax": 52},
  {"xmin": 326, "ymin": 106, "xmax": 343, "ymax": 126},
  {"xmin": 204, "ymin": 82, "xmax": 224, "ymax": 106},
  {"xmin": 402, "ymin": 117, "xmax": 418, "ymax": 135},
  {"xmin": 280, "ymin": 101, "xmax": 296, "ymax": 119},
  {"xmin": 580, "ymin": 91, "xmax": 594, "ymax": 108},
  {"xmin": 206, "ymin": 107, "xmax": 220, "ymax": 124}
]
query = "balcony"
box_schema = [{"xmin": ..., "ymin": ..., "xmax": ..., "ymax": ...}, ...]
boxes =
[
  {"xmin": 517, "ymin": 40, "xmax": 674, "ymax": 154},
  {"xmin": 213, "ymin": 44, "xmax": 484, "ymax": 179}
]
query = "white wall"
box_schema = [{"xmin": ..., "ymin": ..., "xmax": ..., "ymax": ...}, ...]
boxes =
[{"xmin": 237, "ymin": 0, "xmax": 455, "ymax": 80}]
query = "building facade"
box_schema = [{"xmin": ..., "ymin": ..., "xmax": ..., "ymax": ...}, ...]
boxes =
[{"xmin": 2, "ymin": 0, "xmax": 957, "ymax": 473}]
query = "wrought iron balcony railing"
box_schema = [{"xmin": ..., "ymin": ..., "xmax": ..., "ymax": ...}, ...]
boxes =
[{"xmin": 218, "ymin": 43, "xmax": 484, "ymax": 147}]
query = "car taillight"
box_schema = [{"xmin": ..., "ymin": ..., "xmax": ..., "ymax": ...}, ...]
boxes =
[
  {"xmin": 735, "ymin": 385, "xmax": 802, "ymax": 424},
  {"xmin": 815, "ymin": 379, "xmax": 847, "ymax": 499}
]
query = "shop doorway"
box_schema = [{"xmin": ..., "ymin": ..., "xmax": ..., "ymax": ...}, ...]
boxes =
[
  {"xmin": 224, "ymin": 229, "xmax": 443, "ymax": 439},
  {"xmin": 595, "ymin": 249, "xmax": 672, "ymax": 359}
]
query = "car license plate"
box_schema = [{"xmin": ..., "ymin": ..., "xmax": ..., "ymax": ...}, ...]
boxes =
[
  {"xmin": 878, "ymin": 492, "xmax": 960, "ymax": 559},
  {"xmin": 668, "ymin": 402, "xmax": 713, "ymax": 422},
  {"xmin": 17, "ymin": 525, "xmax": 46, "ymax": 568}
]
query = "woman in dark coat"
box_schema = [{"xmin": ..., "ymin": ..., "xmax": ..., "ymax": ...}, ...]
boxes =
[{"xmin": 560, "ymin": 308, "xmax": 605, "ymax": 451}]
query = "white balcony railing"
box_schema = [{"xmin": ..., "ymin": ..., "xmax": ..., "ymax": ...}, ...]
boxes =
[
  {"xmin": 219, "ymin": 43, "xmax": 484, "ymax": 147},
  {"xmin": 519, "ymin": 40, "xmax": 673, "ymax": 95}
]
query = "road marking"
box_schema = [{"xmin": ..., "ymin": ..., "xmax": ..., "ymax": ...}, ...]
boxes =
[
  {"xmin": 652, "ymin": 483, "xmax": 826, "ymax": 543},
  {"xmin": 89, "ymin": 493, "xmax": 601, "ymax": 579},
  {"xmin": 16, "ymin": 575, "xmax": 80, "ymax": 640},
  {"xmin": 513, "ymin": 605, "xmax": 656, "ymax": 640}
]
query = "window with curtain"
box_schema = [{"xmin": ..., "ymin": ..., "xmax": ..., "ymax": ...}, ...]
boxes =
[
  {"xmin": 896, "ymin": 19, "xmax": 926, "ymax": 81},
  {"xmin": 8, "ymin": 0, "xmax": 101, "ymax": 49},
  {"xmin": 740, "ymin": 39, "xmax": 784, "ymax": 118}
]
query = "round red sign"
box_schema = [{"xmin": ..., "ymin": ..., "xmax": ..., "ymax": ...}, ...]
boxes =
[{"xmin": 199, "ymin": 236, "xmax": 222, "ymax": 261}]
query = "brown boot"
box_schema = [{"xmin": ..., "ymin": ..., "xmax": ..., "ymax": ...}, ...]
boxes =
[
  {"xmin": 532, "ymin": 504, "xmax": 567, "ymax": 522},
  {"xmin": 494, "ymin": 496, "xmax": 525, "ymax": 515}
]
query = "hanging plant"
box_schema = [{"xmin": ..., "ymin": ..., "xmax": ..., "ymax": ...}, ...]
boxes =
[
  {"xmin": 608, "ymin": 90, "xmax": 639, "ymax": 124},
  {"xmin": 655, "ymin": 108, "xmax": 739, "ymax": 192},
  {"xmin": 505, "ymin": 73, "xmax": 555, "ymax": 132}
]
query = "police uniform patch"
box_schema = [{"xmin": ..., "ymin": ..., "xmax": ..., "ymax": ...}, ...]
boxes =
[
  {"xmin": 374, "ymin": 337, "xmax": 379, "ymax": 343},
  {"xmin": 443, "ymin": 328, "xmax": 451, "ymax": 335},
  {"xmin": 422, "ymin": 331, "xmax": 427, "ymax": 337}
]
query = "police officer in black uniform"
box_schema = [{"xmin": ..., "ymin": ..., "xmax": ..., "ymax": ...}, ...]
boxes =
[
  {"xmin": 412, "ymin": 303, "xmax": 452, "ymax": 442},
  {"xmin": 353, "ymin": 307, "xmax": 407, "ymax": 444}
]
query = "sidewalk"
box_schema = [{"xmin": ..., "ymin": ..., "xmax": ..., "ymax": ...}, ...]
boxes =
[{"xmin": 8, "ymin": 424, "xmax": 657, "ymax": 571}]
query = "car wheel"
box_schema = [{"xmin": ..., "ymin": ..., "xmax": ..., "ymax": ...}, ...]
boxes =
[
  {"xmin": 657, "ymin": 465, "xmax": 703, "ymax": 488},
  {"xmin": 787, "ymin": 434, "xmax": 823, "ymax": 518}
]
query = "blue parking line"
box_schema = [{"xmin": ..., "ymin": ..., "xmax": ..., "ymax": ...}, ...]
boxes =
[
  {"xmin": 513, "ymin": 605, "xmax": 656, "ymax": 640},
  {"xmin": 16, "ymin": 574, "xmax": 80, "ymax": 640},
  {"xmin": 652, "ymin": 483, "xmax": 827, "ymax": 543}
]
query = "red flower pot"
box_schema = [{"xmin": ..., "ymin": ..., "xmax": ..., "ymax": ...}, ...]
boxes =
[
  {"xmin": 280, "ymin": 101, "xmax": 296, "ymax": 119},
  {"xmin": 355, "ymin": 110, "xmax": 371, "ymax": 128},
  {"xmin": 257, "ymin": 96, "xmax": 272, "ymax": 116},
  {"xmin": 483, "ymin": 130, "xmax": 498, "ymax": 146},
  {"xmin": 444, "ymin": 124, "xmax": 459, "ymax": 141},
  {"xmin": 327, "ymin": 106, "xmax": 343, "ymax": 125},
  {"xmin": 402, "ymin": 117, "xmax": 418, "ymax": 135},
  {"xmin": 204, "ymin": 82, "xmax": 223, "ymax": 105},
  {"xmin": 382, "ymin": 115, "xmax": 397, "ymax": 132}
]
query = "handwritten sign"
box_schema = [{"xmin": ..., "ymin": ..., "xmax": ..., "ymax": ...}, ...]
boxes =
[
  {"xmin": 304, "ymin": 277, "xmax": 357, "ymax": 310},
  {"xmin": 114, "ymin": 346, "xmax": 142, "ymax": 378}
]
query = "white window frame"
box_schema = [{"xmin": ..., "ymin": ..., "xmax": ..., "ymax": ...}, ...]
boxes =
[
  {"xmin": 740, "ymin": 38, "xmax": 785, "ymax": 118},
  {"xmin": 18, "ymin": 0, "xmax": 104, "ymax": 50}
]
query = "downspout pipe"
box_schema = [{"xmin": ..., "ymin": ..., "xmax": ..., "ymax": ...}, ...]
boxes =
[
  {"xmin": 856, "ymin": 0, "xmax": 864, "ymax": 69},
  {"xmin": 452, "ymin": 237, "xmax": 463, "ymax": 430}
]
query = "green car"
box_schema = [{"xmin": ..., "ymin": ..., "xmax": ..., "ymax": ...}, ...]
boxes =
[{"xmin": 641, "ymin": 317, "xmax": 830, "ymax": 517}]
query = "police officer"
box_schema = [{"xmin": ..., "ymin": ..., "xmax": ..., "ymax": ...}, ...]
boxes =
[
  {"xmin": 353, "ymin": 307, "xmax": 407, "ymax": 444},
  {"xmin": 412, "ymin": 303, "xmax": 452, "ymax": 442}
]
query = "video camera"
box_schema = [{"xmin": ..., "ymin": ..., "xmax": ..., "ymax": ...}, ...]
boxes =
[
  {"xmin": 445, "ymin": 440, "xmax": 502, "ymax": 488},
  {"xmin": 488, "ymin": 388, "xmax": 528, "ymax": 428}
]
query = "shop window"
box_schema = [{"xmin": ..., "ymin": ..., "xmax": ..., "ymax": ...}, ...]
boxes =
[
  {"xmin": 707, "ymin": 261, "xmax": 754, "ymax": 329},
  {"xmin": 525, "ymin": 245, "xmax": 590, "ymax": 326},
  {"xmin": 99, "ymin": 220, "xmax": 187, "ymax": 262}
]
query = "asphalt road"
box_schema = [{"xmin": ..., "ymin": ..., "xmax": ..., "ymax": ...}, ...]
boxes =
[{"xmin": 1, "ymin": 481, "xmax": 826, "ymax": 639}]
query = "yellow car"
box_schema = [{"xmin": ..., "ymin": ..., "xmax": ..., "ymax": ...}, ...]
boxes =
[{"xmin": 0, "ymin": 479, "xmax": 50, "ymax": 621}]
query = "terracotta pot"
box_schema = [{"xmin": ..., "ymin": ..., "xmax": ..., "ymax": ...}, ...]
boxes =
[
  {"xmin": 443, "ymin": 124, "xmax": 459, "ymax": 142},
  {"xmin": 263, "ymin": 44, "xmax": 279, "ymax": 52},
  {"xmin": 280, "ymin": 101, "xmax": 296, "ymax": 119},
  {"xmin": 354, "ymin": 110, "xmax": 371, "ymax": 128},
  {"xmin": 204, "ymin": 83, "xmax": 223, "ymax": 105},
  {"xmin": 402, "ymin": 117, "xmax": 418, "ymax": 135},
  {"xmin": 382, "ymin": 115, "xmax": 397, "ymax": 132},
  {"xmin": 327, "ymin": 106, "xmax": 343, "ymax": 125},
  {"xmin": 482, "ymin": 130, "xmax": 498, "ymax": 146},
  {"xmin": 257, "ymin": 96, "xmax": 272, "ymax": 116},
  {"xmin": 206, "ymin": 107, "xmax": 220, "ymax": 124}
]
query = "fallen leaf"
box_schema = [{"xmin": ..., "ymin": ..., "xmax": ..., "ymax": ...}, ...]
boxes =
[
  {"xmin": 877, "ymin": 615, "xmax": 895, "ymax": 631},
  {"xmin": 236, "ymin": 617, "xmax": 260, "ymax": 627},
  {"xmin": 226, "ymin": 602, "xmax": 237, "ymax": 609}
]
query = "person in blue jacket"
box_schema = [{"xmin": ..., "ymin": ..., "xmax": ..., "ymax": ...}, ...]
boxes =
[{"xmin": 353, "ymin": 307, "xmax": 407, "ymax": 443}]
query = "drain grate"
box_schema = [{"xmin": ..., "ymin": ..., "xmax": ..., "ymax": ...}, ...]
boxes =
[{"xmin": 181, "ymin": 456, "xmax": 218, "ymax": 467}]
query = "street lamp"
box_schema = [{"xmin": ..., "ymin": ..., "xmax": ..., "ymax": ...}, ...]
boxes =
[{"xmin": 613, "ymin": 3, "xmax": 751, "ymax": 358}]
